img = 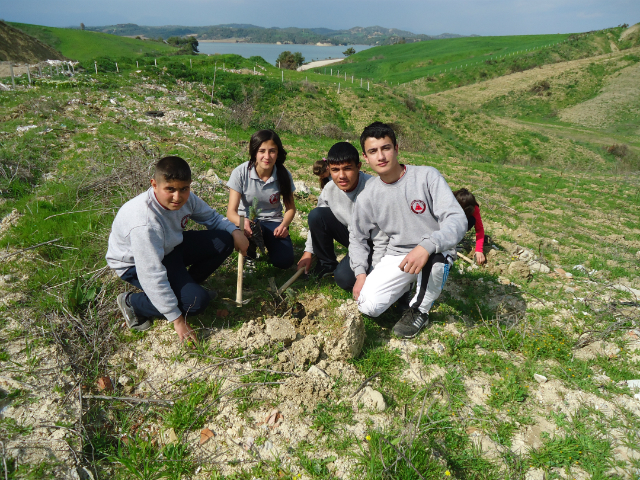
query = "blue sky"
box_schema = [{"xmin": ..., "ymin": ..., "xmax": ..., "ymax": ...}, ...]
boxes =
[{"xmin": 4, "ymin": 0, "xmax": 639, "ymax": 35}]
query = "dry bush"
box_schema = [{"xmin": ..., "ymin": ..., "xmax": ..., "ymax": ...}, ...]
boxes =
[
  {"xmin": 606, "ymin": 144, "xmax": 629, "ymax": 157},
  {"xmin": 530, "ymin": 80, "xmax": 551, "ymax": 95},
  {"xmin": 404, "ymin": 95, "xmax": 417, "ymax": 112},
  {"xmin": 317, "ymin": 124, "xmax": 350, "ymax": 139},
  {"xmin": 388, "ymin": 122, "xmax": 427, "ymax": 153},
  {"xmin": 228, "ymin": 96, "xmax": 256, "ymax": 130}
]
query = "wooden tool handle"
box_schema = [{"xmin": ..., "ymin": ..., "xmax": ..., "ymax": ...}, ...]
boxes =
[
  {"xmin": 236, "ymin": 215, "xmax": 244, "ymax": 306},
  {"xmin": 277, "ymin": 267, "xmax": 306, "ymax": 295},
  {"xmin": 457, "ymin": 252, "xmax": 474, "ymax": 265}
]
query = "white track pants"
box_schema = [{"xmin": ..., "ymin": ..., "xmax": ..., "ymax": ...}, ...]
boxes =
[{"xmin": 357, "ymin": 253, "xmax": 452, "ymax": 317}]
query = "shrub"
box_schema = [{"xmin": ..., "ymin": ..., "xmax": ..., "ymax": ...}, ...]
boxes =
[
  {"xmin": 530, "ymin": 80, "xmax": 551, "ymax": 95},
  {"xmin": 605, "ymin": 144, "xmax": 629, "ymax": 157}
]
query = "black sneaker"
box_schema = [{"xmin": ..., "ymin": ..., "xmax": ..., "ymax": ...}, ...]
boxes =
[
  {"xmin": 392, "ymin": 308, "xmax": 429, "ymax": 338},
  {"xmin": 117, "ymin": 293, "xmax": 152, "ymax": 332},
  {"xmin": 310, "ymin": 264, "xmax": 335, "ymax": 279}
]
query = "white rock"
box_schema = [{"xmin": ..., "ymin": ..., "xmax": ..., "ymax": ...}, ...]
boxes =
[
  {"xmin": 307, "ymin": 365, "xmax": 330, "ymax": 379},
  {"xmin": 16, "ymin": 125, "xmax": 37, "ymax": 133},
  {"xmin": 519, "ymin": 250, "xmax": 534, "ymax": 262},
  {"xmin": 627, "ymin": 379, "xmax": 640, "ymax": 392},
  {"xmin": 525, "ymin": 468, "xmax": 545, "ymax": 480},
  {"xmin": 118, "ymin": 375, "xmax": 132, "ymax": 386},
  {"xmin": 110, "ymin": 98, "xmax": 118, "ymax": 105},
  {"xmin": 358, "ymin": 386, "xmax": 386, "ymax": 412},
  {"xmin": 529, "ymin": 261, "xmax": 550, "ymax": 273},
  {"xmin": 534, "ymin": 374, "xmax": 547, "ymax": 384},
  {"xmin": 592, "ymin": 374, "xmax": 611, "ymax": 386},
  {"xmin": 294, "ymin": 181, "xmax": 311, "ymax": 195},
  {"xmin": 0, "ymin": 83, "xmax": 10, "ymax": 91}
]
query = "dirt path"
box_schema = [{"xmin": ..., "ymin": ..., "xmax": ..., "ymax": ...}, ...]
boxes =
[
  {"xmin": 420, "ymin": 47, "xmax": 640, "ymax": 109},
  {"xmin": 298, "ymin": 58, "xmax": 343, "ymax": 71}
]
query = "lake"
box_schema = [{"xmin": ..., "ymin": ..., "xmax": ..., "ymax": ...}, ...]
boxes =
[{"xmin": 197, "ymin": 42, "xmax": 371, "ymax": 66}]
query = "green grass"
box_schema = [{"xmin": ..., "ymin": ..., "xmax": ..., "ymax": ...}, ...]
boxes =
[{"xmin": 8, "ymin": 22, "xmax": 177, "ymax": 61}]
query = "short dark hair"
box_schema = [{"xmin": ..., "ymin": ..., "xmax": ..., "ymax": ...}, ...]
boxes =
[
  {"xmin": 326, "ymin": 142, "xmax": 360, "ymax": 167},
  {"xmin": 360, "ymin": 121, "xmax": 397, "ymax": 152},
  {"xmin": 154, "ymin": 156, "xmax": 191, "ymax": 182},
  {"xmin": 452, "ymin": 188, "xmax": 479, "ymax": 217}
]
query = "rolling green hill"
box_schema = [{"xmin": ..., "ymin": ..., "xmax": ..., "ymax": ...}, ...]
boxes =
[
  {"xmin": 8, "ymin": 22, "xmax": 178, "ymax": 62},
  {"xmin": 0, "ymin": 21, "xmax": 65, "ymax": 62},
  {"xmin": 332, "ymin": 34, "xmax": 572, "ymax": 83}
]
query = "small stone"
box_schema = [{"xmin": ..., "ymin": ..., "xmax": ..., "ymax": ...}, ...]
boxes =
[
  {"xmin": 117, "ymin": 375, "xmax": 132, "ymax": 386},
  {"xmin": 519, "ymin": 250, "xmax": 534, "ymax": 262},
  {"xmin": 636, "ymin": 251, "xmax": 640, "ymax": 260},
  {"xmin": 294, "ymin": 181, "xmax": 311, "ymax": 194},
  {"xmin": 145, "ymin": 96, "xmax": 155, "ymax": 102},
  {"xmin": 2, "ymin": 274, "xmax": 17, "ymax": 283},
  {"xmin": 565, "ymin": 287, "xmax": 575, "ymax": 294},
  {"xmin": 265, "ymin": 318, "xmax": 297, "ymax": 346},
  {"xmin": 200, "ymin": 428, "xmax": 214, "ymax": 445},
  {"xmin": 261, "ymin": 440, "xmax": 275, "ymax": 452},
  {"xmin": 529, "ymin": 261, "xmax": 550, "ymax": 273},
  {"xmin": 525, "ymin": 468, "xmax": 545, "ymax": 480},
  {"xmin": 498, "ymin": 276, "xmax": 511, "ymax": 285},
  {"xmin": 290, "ymin": 335, "xmax": 322, "ymax": 365},
  {"xmin": 508, "ymin": 261, "xmax": 532, "ymax": 279},
  {"xmin": 358, "ymin": 386, "xmax": 386, "ymax": 412},
  {"xmin": 534, "ymin": 374, "xmax": 547, "ymax": 384},
  {"xmin": 627, "ymin": 379, "xmax": 640, "ymax": 392},
  {"xmin": 165, "ymin": 428, "xmax": 178, "ymax": 444},
  {"xmin": 110, "ymin": 98, "xmax": 118, "ymax": 105},
  {"xmin": 307, "ymin": 365, "xmax": 330, "ymax": 378},
  {"xmin": 76, "ymin": 466, "xmax": 95, "ymax": 480},
  {"xmin": 592, "ymin": 374, "xmax": 611, "ymax": 386},
  {"xmin": 96, "ymin": 376, "xmax": 113, "ymax": 392},
  {"xmin": 175, "ymin": 96, "xmax": 189, "ymax": 104}
]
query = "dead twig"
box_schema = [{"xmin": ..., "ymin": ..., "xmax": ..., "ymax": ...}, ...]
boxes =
[
  {"xmin": 0, "ymin": 237, "xmax": 61, "ymax": 260},
  {"xmin": 350, "ymin": 372, "xmax": 381, "ymax": 398},
  {"xmin": 381, "ymin": 437, "xmax": 426, "ymax": 480},
  {"xmin": 82, "ymin": 394, "xmax": 174, "ymax": 405}
]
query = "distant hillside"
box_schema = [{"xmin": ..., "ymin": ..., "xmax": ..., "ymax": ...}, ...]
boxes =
[
  {"xmin": 0, "ymin": 21, "xmax": 65, "ymax": 62},
  {"xmin": 84, "ymin": 23, "xmax": 465, "ymax": 46},
  {"xmin": 8, "ymin": 22, "xmax": 178, "ymax": 62}
]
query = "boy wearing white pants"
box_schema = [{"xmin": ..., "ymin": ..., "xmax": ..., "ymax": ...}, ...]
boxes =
[{"xmin": 350, "ymin": 122, "xmax": 467, "ymax": 338}]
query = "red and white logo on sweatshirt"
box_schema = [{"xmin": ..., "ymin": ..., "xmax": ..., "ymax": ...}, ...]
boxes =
[
  {"xmin": 410, "ymin": 200, "xmax": 426, "ymax": 214},
  {"xmin": 181, "ymin": 214, "xmax": 191, "ymax": 228},
  {"xmin": 269, "ymin": 193, "xmax": 280, "ymax": 204}
]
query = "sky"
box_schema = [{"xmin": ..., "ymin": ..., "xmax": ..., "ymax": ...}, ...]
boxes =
[{"xmin": 4, "ymin": 0, "xmax": 639, "ymax": 36}]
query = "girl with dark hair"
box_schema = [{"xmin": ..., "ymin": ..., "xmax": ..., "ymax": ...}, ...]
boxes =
[
  {"xmin": 226, "ymin": 129, "xmax": 296, "ymax": 269},
  {"xmin": 452, "ymin": 188, "xmax": 486, "ymax": 265},
  {"xmin": 313, "ymin": 159, "xmax": 331, "ymax": 190}
]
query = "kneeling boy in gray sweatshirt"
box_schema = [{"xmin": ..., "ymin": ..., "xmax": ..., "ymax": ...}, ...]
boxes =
[
  {"xmin": 349, "ymin": 122, "xmax": 467, "ymax": 338},
  {"xmin": 106, "ymin": 156, "xmax": 249, "ymax": 343}
]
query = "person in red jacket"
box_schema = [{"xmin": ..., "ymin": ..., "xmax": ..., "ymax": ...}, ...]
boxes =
[{"xmin": 453, "ymin": 188, "xmax": 486, "ymax": 265}]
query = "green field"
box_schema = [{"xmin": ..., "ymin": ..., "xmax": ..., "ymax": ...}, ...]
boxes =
[
  {"xmin": 8, "ymin": 22, "xmax": 178, "ymax": 62},
  {"xmin": 319, "ymin": 33, "xmax": 578, "ymax": 83}
]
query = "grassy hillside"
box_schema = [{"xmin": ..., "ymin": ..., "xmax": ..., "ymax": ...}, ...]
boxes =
[
  {"xmin": 0, "ymin": 25, "xmax": 639, "ymax": 480},
  {"xmin": 0, "ymin": 21, "xmax": 65, "ymax": 62},
  {"xmin": 324, "ymin": 28, "xmax": 634, "ymax": 86},
  {"xmin": 8, "ymin": 22, "xmax": 177, "ymax": 62}
]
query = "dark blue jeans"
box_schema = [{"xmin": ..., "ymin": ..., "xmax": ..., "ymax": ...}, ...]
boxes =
[
  {"xmin": 307, "ymin": 207, "xmax": 373, "ymax": 291},
  {"xmin": 259, "ymin": 221, "xmax": 294, "ymax": 270},
  {"xmin": 120, "ymin": 229, "xmax": 234, "ymax": 319}
]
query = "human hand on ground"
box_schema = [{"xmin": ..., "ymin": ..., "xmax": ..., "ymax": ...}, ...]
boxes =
[
  {"xmin": 232, "ymin": 229, "xmax": 249, "ymax": 256},
  {"xmin": 475, "ymin": 252, "xmax": 486, "ymax": 265},
  {"xmin": 353, "ymin": 274, "xmax": 366, "ymax": 301},
  {"xmin": 173, "ymin": 315, "xmax": 198, "ymax": 345},
  {"xmin": 398, "ymin": 246, "xmax": 430, "ymax": 274},
  {"xmin": 298, "ymin": 252, "xmax": 313, "ymax": 273},
  {"xmin": 243, "ymin": 218, "xmax": 253, "ymax": 237},
  {"xmin": 273, "ymin": 223, "xmax": 289, "ymax": 238}
]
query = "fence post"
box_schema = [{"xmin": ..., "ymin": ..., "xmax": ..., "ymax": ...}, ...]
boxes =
[
  {"xmin": 116, "ymin": 62, "xmax": 119, "ymax": 73},
  {"xmin": 94, "ymin": 62, "xmax": 97, "ymax": 74},
  {"xmin": 190, "ymin": 59, "xmax": 192, "ymax": 68},
  {"xmin": 254, "ymin": 66, "xmax": 256, "ymax": 74},
  {"xmin": 10, "ymin": 64, "xmax": 15, "ymax": 89},
  {"xmin": 38, "ymin": 65, "xmax": 42, "ymax": 77},
  {"xmin": 344, "ymin": 72, "xmax": 346, "ymax": 80},
  {"xmin": 360, "ymin": 78, "xmax": 362, "ymax": 87},
  {"xmin": 211, "ymin": 69, "xmax": 216, "ymax": 103},
  {"xmin": 56, "ymin": 64, "xmax": 59, "ymax": 75},
  {"xmin": 137, "ymin": 61, "xmax": 139, "ymax": 68},
  {"xmin": 155, "ymin": 58, "xmax": 157, "ymax": 67},
  {"xmin": 351, "ymin": 75, "xmax": 353, "ymax": 83},
  {"xmin": 281, "ymin": 70, "xmax": 283, "ymax": 82},
  {"xmin": 331, "ymin": 68, "xmax": 332, "ymax": 75},
  {"xmin": 26, "ymin": 65, "xmax": 31, "ymax": 85},
  {"xmin": 367, "ymin": 81, "xmax": 369, "ymax": 91}
]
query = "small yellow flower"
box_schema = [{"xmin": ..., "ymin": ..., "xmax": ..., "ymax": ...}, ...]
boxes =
[
  {"xmin": 445, "ymin": 471, "xmax": 451, "ymax": 477},
  {"xmin": 366, "ymin": 435, "xmax": 371, "ymax": 441}
]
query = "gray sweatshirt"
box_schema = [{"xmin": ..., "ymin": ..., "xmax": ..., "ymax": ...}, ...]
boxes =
[
  {"xmin": 305, "ymin": 172, "xmax": 388, "ymax": 268},
  {"xmin": 349, "ymin": 165, "xmax": 467, "ymax": 277},
  {"xmin": 106, "ymin": 187, "xmax": 238, "ymax": 321}
]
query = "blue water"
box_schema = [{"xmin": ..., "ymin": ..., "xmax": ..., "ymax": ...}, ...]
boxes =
[{"xmin": 197, "ymin": 42, "xmax": 371, "ymax": 66}]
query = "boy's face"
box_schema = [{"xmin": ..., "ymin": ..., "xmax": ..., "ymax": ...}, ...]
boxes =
[
  {"xmin": 362, "ymin": 136, "xmax": 399, "ymax": 176},
  {"xmin": 151, "ymin": 178, "xmax": 191, "ymax": 211},
  {"xmin": 329, "ymin": 161, "xmax": 361, "ymax": 192}
]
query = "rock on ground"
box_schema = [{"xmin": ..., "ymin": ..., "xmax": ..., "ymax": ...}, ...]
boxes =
[
  {"xmin": 281, "ymin": 335, "xmax": 322, "ymax": 366},
  {"xmin": 356, "ymin": 386, "xmax": 386, "ymax": 412},
  {"xmin": 265, "ymin": 317, "xmax": 297, "ymax": 346},
  {"xmin": 508, "ymin": 261, "xmax": 532, "ymax": 279},
  {"xmin": 325, "ymin": 301, "xmax": 365, "ymax": 360},
  {"xmin": 279, "ymin": 372, "xmax": 333, "ymax": 408}
]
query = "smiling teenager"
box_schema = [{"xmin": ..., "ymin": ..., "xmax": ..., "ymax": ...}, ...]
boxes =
[
  {"xmin": 298, "ymin": 142, "xmax": 388, "ymax": 290},
  {"xmin": 349, "ymin": 122, "xmax": 467, "ymax": 338},
  {"xmin": 226, "ymin": 129, "xmax": 296, "ymax": 269},
  {"xmin": 106, "ymin": 156, "xmax": 249, "ymax": 343}
]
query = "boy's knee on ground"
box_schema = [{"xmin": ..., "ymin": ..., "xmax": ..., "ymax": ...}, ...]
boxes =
[
  {"xmin": 334, "ymin": 264, "xmax": 355, "ymax": 291},
  {"xmin": 271, "ymin": 253, "xmax": 294, "ymax": 270},
  {"xmin": 180, "ymin": 286, "xmax": 211, "ymax": 315},
  {"xmin": 357, "ymin": 296, "xmax": 387, "ymax": 318}
]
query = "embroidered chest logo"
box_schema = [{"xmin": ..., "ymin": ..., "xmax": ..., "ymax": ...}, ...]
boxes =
[
  {"xmin": 410, "ymin": 200, "xmax": 426, "ymax": 215},
  {"xmin": 181, "ymin": 214, "xmax": 191, "ymax": 229},
  {"xmin": 269, "ymin": 193, "xmax": 280, "ymax": 204}
]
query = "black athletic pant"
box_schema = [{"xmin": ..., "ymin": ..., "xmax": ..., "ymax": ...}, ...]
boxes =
[
  {"xmin": 307, "ymin": 207, "xmax": 373, "ymax": 291},
  {"xmin": 120, "ymin": 229, "xmax": 234, "ymax": 319}
]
